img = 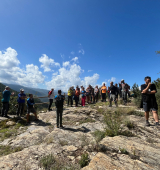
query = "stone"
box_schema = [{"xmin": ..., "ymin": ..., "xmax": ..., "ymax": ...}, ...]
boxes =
[{"xmin": 6, "ymin": 121, "xmax": 15, "ymax": 126}]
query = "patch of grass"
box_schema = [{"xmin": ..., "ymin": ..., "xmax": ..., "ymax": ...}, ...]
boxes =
[
  {"xmin": 125, "ymin": 120, "xmax": 135, "ymax": 129},
  {"xmin": 0, "ymin": 145, "xmax": 23, "ymax": 157},
  {"xmin": 59, "ymin": 140, "xmax": 68, "ymax": 146},
  {"xmin": 80, "ymin": 134, "xmax": 90, "ymax": 147},
  {"xmin": 39, "ymin": 154, "xmax": 80, "ymax": 170},
  {"xmin": 79, "ymin": 153, "xmax": 89, "ymax": 168},
  {"xmin": 92, "ymin": 130, "xmax": 106, "ymax": 143},
  {"xmin": 104, "ymin": 110, "xmax": 123, "ymax": 137},
  {"xmin": 119, "ymin": 147, "xmax": 129, "ymax": 154},
  {"xmin": 79, "ymin": 118, "xmax": 95, "ymax": 124}
]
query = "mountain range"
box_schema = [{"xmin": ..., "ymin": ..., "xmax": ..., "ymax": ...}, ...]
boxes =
[{"xmin": 2, "ymin": 83, "xmax": 58, "ymax": 102}]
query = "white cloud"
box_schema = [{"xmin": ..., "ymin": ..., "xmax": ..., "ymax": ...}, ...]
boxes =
[
  {"xmin": 0, "ymin": 47, "xmax": 20, "ymax": 69},
  {"xmin": 108, "ymin": 77, "xmax": 116, "ymax": 83},
  {"xmin": 0, "ymin": 47, "xmax": 45, "ymax": 87},
  {"xmin": 71, "ymin": 51, "xmax": 75, "ymax": 55},
  {"xmin": 79, "ymin": 49, "xmax": 85, "ymax": 55},
  {"xmin": 88, "ymin": 70, "xmax": 93, "ymax": 72},
  {"xmin": 72, "ymin": 57, "xmax": 78, "ymax": 62},
  {"xmin": 46, "ymin": 63, "xmax": 99, "ymax": 92},
  {"xmin": 39, "ymin": 54, "xmax": 60, "ymax": 72},
  {"xmin": 63, "ymin": 61, "xmax": 70, "ymax": 67}
]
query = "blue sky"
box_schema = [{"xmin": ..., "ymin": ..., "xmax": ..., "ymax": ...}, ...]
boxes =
[{"xmin": 0, "ymin": 0, "xmax": 160, "ymax": 91}]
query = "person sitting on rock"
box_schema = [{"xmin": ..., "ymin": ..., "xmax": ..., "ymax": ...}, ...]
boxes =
[
  {"xmin": 27, "ymin": 94, "xmax": 38, "ymax": 124},
  {"xmin": 55, "ymin": 90, "xmax": 65, "ymax": 128},
  {"xmin": 109, "ymin": 81, "xmax": 118, "ymax": 107},
  {"xmin": 1, "ymin": 86, "xmax": 14, "ymax": 118}
]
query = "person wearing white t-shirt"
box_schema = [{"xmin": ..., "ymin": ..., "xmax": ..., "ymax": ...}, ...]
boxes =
[{"xmin": 48, "ymin": 88, "xmax": 54, "ymax": 111}]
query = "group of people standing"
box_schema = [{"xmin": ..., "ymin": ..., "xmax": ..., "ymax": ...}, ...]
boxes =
[
  {"xmin": 65, "ymin": 79, "xmax": 130, "ymax": 108},
  {"xmin": 1, "ymin": 75, "xmax": 159, "ymax": 128},
  {"xmin": 1, "ymin": 87, "xmax": 38, "ymax": 125}
]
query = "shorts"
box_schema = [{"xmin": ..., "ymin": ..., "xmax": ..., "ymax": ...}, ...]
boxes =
[
  {"xmin": 110, "ymin": 94, "xmax": 116, "ymax": 101},
  {"xmin": 143, "ymin": 102, "xmax": 157, "ymax": 112},
  {"xmin": 27, "ymin": 108, "xmax": 36, "ymax": 114}
]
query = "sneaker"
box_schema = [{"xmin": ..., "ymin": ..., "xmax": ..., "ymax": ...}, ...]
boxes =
[
  {"xmin": 146, "ymin": 121, "xmax": 150, "ymax": 126},
  {"xmin": 155, "ymin": 122, "xmax": 160, "ymax": 127},
  {"xmin": 26, "ymin": 122, "xmax": 30, "ymax": 126},
  {"xmin": 108, "ymin": 105, "xmax": 112, "ymax": 107}
]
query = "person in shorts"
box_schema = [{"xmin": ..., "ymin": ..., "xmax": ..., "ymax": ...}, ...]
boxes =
[
  {"xmin": 27, "ymin": 94, "xmax": 38, "ymax": 124},
  {"xmin": 141, "ymin": 76, "xmax": 159, "ymax": 126},
  {"xmin": 109, "ymin": 82, "xmax": 118, "ymax": 107}
]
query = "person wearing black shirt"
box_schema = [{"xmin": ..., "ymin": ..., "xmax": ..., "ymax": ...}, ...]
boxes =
[
  {"xmin": 141, "ymin": 76, "xmax": 159, "ymax": 126},
  {"xmin": 115, "ymin": 83, "xmax": 119, "ymax": 103},
  {"xmin": 109, "ymin": 82, "xmax": 118, "ymax": 107}
]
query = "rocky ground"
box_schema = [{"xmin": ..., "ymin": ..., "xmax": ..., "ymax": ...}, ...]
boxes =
[{"xmin": 0, "ymin": 101, "xmax": 160, "ymax": 170}]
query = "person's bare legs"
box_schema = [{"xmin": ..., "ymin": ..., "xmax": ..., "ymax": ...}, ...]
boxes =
[
  {"xmin": 152, "ymin": 110, "xmax": 159, "ymax": 123},
  {"xmin": 145, "ymin": 111, "xmax": 149, "ymax": 121},
  {"xmin": 34, "ymin": 112, "xmax": 38, "ymax": 120}
]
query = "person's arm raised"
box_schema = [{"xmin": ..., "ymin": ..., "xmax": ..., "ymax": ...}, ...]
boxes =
[{"xmin": 142, "ymin": 83, "xmax": 151, "ymax": 93}]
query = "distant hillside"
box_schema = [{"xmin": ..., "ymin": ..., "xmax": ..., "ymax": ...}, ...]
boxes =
[
  {"xmin": 0, "ymin": 83, "xmax": 19, "ymax": 95},
  {"xmin": 2, "ymin": 83, "xmax": 58, "ymax": 102}
]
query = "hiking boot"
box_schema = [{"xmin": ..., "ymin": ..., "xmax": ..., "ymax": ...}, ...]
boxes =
[
  {"xmin": 146, "ymin": 121, "xmax": 150, "ymax": 126},
  {"xmin": 155, "ymin": 122, "xmax": 160, "ymax": 127},
  {"xmin": 4, "ymin": 115, "xmax": 9, "ymax": 118},
  {"xmin": 56, "ymin": 126, "xmax": 59, "ymax": 128},
  {"xmin": 108, "ymin": 105, "xmax": 112, "ymax": 107},
  {"xmin": 60, "ymin": 125, "xmax": 64, "ymax": 129}
]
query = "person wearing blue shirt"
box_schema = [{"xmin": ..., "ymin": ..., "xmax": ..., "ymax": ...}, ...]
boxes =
[
  {"xmin": 26, "ymin": 94, "xmax": 38, "ymax": 124},
  {"xmin": 16, "ymin": 89, "xmax": 27, "ymax": 117},
  {"xmin": 55, "ymin": 90, "xmax": 64, "ymax": 128},
  {"xmin": 1, "ymin": 86, "xmax": 14, "ymax": 117}
]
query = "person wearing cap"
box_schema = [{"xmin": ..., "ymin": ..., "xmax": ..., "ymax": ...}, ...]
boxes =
[
  {"xmin": 1, "ymin": 86, "xmax": 14, "ymax": 117},
  {"xmin": 17, "ymin": 89, "xmax": 27, "ymax": 117},
  {"xmin": 48, "ymin": 88, "xmax": 54, "ymax": 111}
]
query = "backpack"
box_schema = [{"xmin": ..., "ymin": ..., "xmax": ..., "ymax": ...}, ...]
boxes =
[
  {"xmin": 48, "ymin": 91, "xmax": 52, "ymax": 97},
  {"xmin": 55, "ymin": 95, "xmax": 64, "ymax": 108}
]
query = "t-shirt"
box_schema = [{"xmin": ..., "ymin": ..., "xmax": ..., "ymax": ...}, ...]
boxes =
[
  {"xmin": 55, "ymin": 95, "xmax": 64, "ymax": 108},
  {"xmin": 141, "ymin": 84, "xmax": 157, "ymax": 103},
  {"xmin": 48, "ymin": 91, "xmax": 54, "ymax": 99},
  {"xmin": 122, "ymin": 83, "xmax": 129, "ymax": 92},
  {"xmin": 75, "ymin": 89, "xmax": 80, "ymax": 96},
  {"xmin": 94, "ymin": 88, "xmax": 98, "ymax": 94},
  {"xmin": 68, "ymin": 90, "xmax": 72, "ymax": 96},
  {"xmin": 17, "ymin": 93, "xmax": 26, "ymax": 103},
  {"xmin": 27, "ymin": 98, "xmax": 35, "ymax": 109},
  {"xmin": 81, "ymin": 91, "xmax": 86, "ymax": 97},
  {"xmin": 101, "ymin": 86, "xmax": 107, "ymax": 93},
  {"xmin": 109, "ymin": 86, "xmax": 117, "ymax": 95},
  {"xmin": 2, "ymin": 90, "xmax": 11, "ymax": 103},
  {"xmin": 115, "ymin": 87, "xmax": 119, "ymax": 96}
]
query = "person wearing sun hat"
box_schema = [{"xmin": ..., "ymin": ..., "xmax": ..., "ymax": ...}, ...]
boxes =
[{"xmin": 16, "ymin": 88, "xmax": 27, "ymax": 117}]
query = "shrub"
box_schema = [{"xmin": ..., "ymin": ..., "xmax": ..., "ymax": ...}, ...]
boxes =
[
  {"xmin": 104, "ymin": 110, "xmax": 122, "ymax": 137},
  {"xmin": 92, "ymin": 130, "xmax": 106, "ymax": 143},
  {"xmin": 125, "ymin": 120, "xmax": 135, "ymax": 129},
  {"xmin": 156, "ymin": 89, "xmax": 160, "ymax": 115},
  {"xmin": 79, "ymin": 153, "xmax": 89, "ymax": 168}
]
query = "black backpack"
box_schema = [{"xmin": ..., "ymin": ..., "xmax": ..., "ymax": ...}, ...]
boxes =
[{"xmin": 55, "ymin": 95, "xmax": 64, "ymax": 108}]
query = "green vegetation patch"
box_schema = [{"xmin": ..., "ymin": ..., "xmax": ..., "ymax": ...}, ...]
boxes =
[
  {"xmin": 0, "ymin": 145, "xmax": 23, "ymax": 157},
  {"xmin": 79, "ymin": 153, "xmax": 89, "ymax": 168},
  {"xmin": 79, "ymin": 118, "xmax": 95, "ymax": 124}
]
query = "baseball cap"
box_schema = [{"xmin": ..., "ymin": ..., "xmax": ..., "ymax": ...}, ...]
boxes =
[
  {"xmin": 20, "ymin": 88, "xmax": 24, "ymax": 91},
  {"xmin": 5, "ymin": 86, "xmax": 9, "ymax": 89},
  {"xmin": 121, "ymin": 79, "xmax": 124, "ymax": 81}
]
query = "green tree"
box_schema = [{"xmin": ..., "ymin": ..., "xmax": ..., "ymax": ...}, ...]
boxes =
[{"xmin": 152, "ymin": 78, "xmax": 160, "ymax": 89}]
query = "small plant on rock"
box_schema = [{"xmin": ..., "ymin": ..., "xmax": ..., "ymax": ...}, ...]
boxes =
[{"xmin": 79, "ymin": 153, "xmax": 89, "ymax": 168}]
